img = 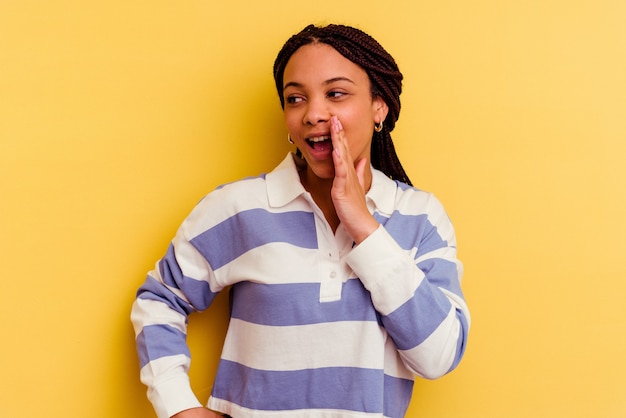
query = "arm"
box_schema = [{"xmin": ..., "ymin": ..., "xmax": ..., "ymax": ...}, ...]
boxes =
[
  {"xmin": 131, "ymin": 221, "xmax": 221, "ymax": 418},
  {"xmin": 329, "ymin": 115, "xmax": 469, "ymax": 378},
  {"xmin": 345, "ymin": 197, "xmax": 470, "ymax": 379}
]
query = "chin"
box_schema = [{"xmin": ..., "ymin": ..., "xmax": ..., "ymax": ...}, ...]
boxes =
[{"xmin": 308, "ymin": 165, "xmax": 336, "ymax": 181}]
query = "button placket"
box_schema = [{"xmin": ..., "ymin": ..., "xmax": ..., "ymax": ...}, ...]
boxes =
[{"xmin": 304, "ymin": 193, "xmax": 349, "ymax": 303}]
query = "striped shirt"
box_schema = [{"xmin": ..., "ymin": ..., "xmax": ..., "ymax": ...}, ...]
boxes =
[{"xmin": 131, "ymin": 153, "xmax": 470, "ymax": 418}]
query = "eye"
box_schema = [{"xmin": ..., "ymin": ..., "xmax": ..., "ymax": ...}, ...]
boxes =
[
  {"xmin": 327, "ymin": 90, "xmax": 347, "ymax": 99},
  {"xmin": 285, "ymin": 95, "xmax": 304, "ymax": 105}
]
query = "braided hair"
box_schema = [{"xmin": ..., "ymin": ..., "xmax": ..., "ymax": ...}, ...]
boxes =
[{"xmin": 273, "ymin": 24, "xmax": 412, "ymax": 186}]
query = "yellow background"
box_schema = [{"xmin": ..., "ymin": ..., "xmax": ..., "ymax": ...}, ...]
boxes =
[{"xmin": 1, "ymin": 0, "xmax": 625, "ymax": 417}]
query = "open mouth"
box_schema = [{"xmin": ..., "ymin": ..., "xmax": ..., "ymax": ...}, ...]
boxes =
[{"xmin": 306, "ymin": 135, "xmax": 332, "ymax": 151}]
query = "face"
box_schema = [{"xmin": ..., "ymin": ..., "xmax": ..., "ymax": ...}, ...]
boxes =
[{"xmin": 282, "ymin": 43, "xmax": 388, "ymax": 181}]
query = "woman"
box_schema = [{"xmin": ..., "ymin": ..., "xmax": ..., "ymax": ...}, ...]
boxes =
[{"xmin": 131, "ymin": 24, "xmax": 470, "ymax": 418}]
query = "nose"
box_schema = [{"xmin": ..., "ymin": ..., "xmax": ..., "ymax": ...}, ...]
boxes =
[{"xmin": 303, "ymin": 97, "xmax": 330, "ymax": 126}]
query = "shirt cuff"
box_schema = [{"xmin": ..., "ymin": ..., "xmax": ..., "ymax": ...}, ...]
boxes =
[
  {"xmin": 149, "ymin": 374, "xmax": 203, "ymax": 418},
  {"xmin": 345, "ymin": 225, "xmax": 422, "ymax": 315}
]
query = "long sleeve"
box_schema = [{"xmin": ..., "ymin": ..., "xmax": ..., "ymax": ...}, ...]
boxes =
[
  {"xmin": 345, "ymin": 192, "xmax": 470, "ymax": 380},
  {"xmin": 130, "ymin": 221, "xmax": 220, "ymax": 418},
  {"xmin": 131, "ymin": 156, "xmax": 470, "ymax": 417}
]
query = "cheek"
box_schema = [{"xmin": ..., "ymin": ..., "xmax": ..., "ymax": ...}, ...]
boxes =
[
  {"xmin": 342, "ymin": 109, "xmax": 374, "ymax": 137},
  {"xmin": 342, "ymin": 112, "xmax": 375, "ymax": 153},
  {"xmin": 284, "ymin": 111, "xmax": 298, "ymax": 131},
  {"xmin": 341, "ymin": 102, "xmax": 375, "ymax": 125}
]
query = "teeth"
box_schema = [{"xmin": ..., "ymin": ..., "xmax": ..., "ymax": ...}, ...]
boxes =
[{"xmin": 308, "ymin": 135, "xmax": 330, "ymax": 143}]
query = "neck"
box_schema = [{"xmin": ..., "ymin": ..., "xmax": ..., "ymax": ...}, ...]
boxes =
[
  {"xmin": 300, "ymin": 168, "xmax": 331, "ymax": 194},
  {"xmin": 299, "ymin": 168, "xmax": 339, "ymax": 231},
  {"xmin": 298, "ymin": 164, "xmax": 373, "ymax": 233}
]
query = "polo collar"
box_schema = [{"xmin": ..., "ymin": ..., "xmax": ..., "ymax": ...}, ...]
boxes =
[
  {"xmin": 266, "ymin": 153, "xmax": 308, "ymax": 208},
  {"xmin": 266, "ymin": 152, "xmax": 399, "ymax": 215},
  {"xmin": 367, "ymin": 166, "xmax": 399, "ymax": 216}
]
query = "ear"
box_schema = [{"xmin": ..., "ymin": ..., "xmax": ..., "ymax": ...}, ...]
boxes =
[{"xmin": 372, "ymin": 96, "xmax": 389, "ymax": 124}]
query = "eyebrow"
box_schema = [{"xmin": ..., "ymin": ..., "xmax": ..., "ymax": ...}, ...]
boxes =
[{"xmin": 283, "ymin": 77, "xmax": 356, "ymax": 90}]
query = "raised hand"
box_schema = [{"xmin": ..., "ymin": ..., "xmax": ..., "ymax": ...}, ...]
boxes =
[{"xmin": 330, "ymin": 115, "xmax": 379, "ymax": 244}]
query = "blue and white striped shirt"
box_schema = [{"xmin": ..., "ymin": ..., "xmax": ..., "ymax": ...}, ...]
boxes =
[{"xmin": 131, "ymin": 153, "xmax": 470, "ymax": 418}]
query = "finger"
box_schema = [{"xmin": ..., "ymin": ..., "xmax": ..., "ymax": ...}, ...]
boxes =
[
  {"xmin": 332, "ymin": 117, "xmax": 359, "ymax": 185},
  {"xmin": 354, "ymin": 157, "xmax": 368, "ymax": 189},
  {"xmin": 330, "ymin": 116, "xmax": 350, "ymax": 163},
  {"xmin": 330, "ymin": 116, "xmax": 346, "ymax": 179}
]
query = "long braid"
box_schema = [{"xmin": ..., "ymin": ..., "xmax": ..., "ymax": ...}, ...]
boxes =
[{"xmin": 273, "ymin": 24, "xmax": 412, "ymax": 186}]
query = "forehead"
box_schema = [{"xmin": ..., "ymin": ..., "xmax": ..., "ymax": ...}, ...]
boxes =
[{"xmin": 283, "ymin": 43, "xmax": 369, "ymax": 87}]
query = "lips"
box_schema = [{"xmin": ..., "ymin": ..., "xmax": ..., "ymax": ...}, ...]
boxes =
[{"xmin": 304, "ymin": 134, "xmax": 333, "ymax": 159}]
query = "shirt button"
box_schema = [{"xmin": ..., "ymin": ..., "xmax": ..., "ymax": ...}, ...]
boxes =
[{"xmin": 330, "ymin": 271, "xmax": 337, "ymax": 279}]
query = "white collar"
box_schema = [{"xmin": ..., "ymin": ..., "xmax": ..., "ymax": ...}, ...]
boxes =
[{"xmin": 266, "ymin": 153, "xmax": 400, "ymax": 216}]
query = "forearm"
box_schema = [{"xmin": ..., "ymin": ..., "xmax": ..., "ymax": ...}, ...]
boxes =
[
  {"xmin": 131, "ymin": 232, "xmax": 217, "ymax": 417},
  {"xmin": 346, "ymin": 225, "xmax": 470, "ymax": 378},
  {"xmin": 131, "ymin": 291, "xmax": 202, "ymax": 417}
]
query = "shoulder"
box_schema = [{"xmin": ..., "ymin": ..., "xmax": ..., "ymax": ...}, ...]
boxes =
[
  {"xmin": 395, "ymin": 182, "xmax": 447, "ymax": 217},
  {"xmin": 181, "ymin": 174, "xmax": 271, "ymax": 238},
  {"xmin": 371, "ymin": 169, "xmax": 447, "ymax": 218}
]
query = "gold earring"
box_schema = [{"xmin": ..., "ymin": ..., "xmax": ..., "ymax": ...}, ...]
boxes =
[
  {"xmin": 374, "ymin": 121, "xmax": 383, "ymax": 132},
  {"xmin": 288, "ymin": 134, "xmax": 294, "ymax": 144}
]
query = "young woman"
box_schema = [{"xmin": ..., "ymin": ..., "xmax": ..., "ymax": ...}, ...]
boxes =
[{"xmin": 131, "ymin": 24, "xmax": 470, "ymax": 418}]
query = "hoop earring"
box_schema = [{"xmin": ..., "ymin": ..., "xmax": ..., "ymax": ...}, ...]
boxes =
[
  {"xmin": 287, "ymin": 134, "xmax": 294, "ymax": 144},
  {"xmin": 374, "ymin": 121, "xmax": 383, "ymax": 132}
]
